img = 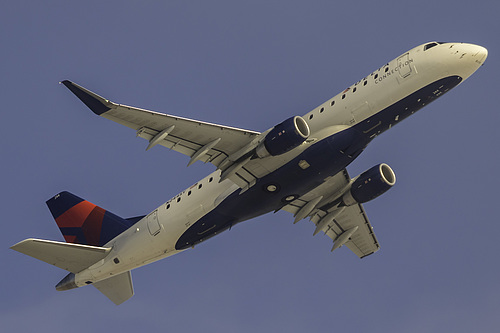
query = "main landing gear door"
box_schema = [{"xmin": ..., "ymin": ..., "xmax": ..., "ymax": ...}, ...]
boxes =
[{"xmin": 147, "ymin": 210, "xmax": 161, "ymax": 236}]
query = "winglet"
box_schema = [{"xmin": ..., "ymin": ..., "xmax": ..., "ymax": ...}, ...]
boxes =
[{"xmin": 61, "ymin": 80, "xmax": 113, "ymax": 115}]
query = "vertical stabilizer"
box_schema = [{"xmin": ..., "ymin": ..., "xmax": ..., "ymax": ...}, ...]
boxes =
[
  {"xmin": 46, "ymin": 191, "xmax": 134, "ymax": 247},
  {"xmin": 93, "ymin": 271, "xmax": 134, "ymax": 305}
]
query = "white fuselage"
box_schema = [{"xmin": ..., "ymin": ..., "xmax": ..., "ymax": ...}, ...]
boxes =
[{"xmin": 73, "ymin": 42, "xmax": 487, "ymax": 287}]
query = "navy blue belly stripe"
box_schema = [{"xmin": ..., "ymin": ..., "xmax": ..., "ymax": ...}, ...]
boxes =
[
  {"xmin": 355, "ymin": 76, "xmax": 462, "ymax": 138},
  {"xmin": 175, "ymin": 76, "xmax": 462, "ymax": 250}
]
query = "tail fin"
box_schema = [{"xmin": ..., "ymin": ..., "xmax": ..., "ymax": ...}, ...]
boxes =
[
  {"xmin": 47, "ymin": 191, "xmax": 134, "ymax": 247},
  {"xmin": 93, "ymin": 271, "xmax": 134, "ymax": 305}
]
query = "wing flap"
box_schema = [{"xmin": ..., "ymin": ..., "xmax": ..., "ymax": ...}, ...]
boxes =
[
  {"xmin": 135, "ymin": 125, "xmax": 226, "ymax": 164},
  {"xmin": 322, "ymin": 204, "xmax": 380, "ymax": 258},
  {"xmin": 11, "ymin": 238, "xmax": 111, "ymax": 273},
  {"xmin": 63, "ymin": 80, "xmax": 264, "ymax": 189},
  {"xmin": 106, "ymin": 105, "xmax": 259, "ymax": 173},
  {"xmin": 62, "ymin": 80, "xmax": 259, "ymax": 165},
  {"xmin": 283, "ymin": 169, "xmax": 380, "ymax": 258},
  {"xmin": 281, "ymin": 169, "xmax": 351, "ymax": 215}
]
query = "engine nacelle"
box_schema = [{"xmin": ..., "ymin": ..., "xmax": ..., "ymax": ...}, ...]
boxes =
[
  {"xmin": 342, "ymin": 163, "xmax": 396, "ymax": 206},
  {"xmin": 256, "ymin": 116, "xmax": 310, "ymax": 158}
]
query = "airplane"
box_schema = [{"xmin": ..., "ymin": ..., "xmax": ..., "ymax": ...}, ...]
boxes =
[{"xmin": 11, "ymin": 42, "xmax": 487, "ymax": 305}]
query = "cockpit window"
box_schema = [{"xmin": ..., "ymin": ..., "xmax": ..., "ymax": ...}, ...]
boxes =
[{"xmin": 424, "ymin": 42, "xmax": 439, "ymax": 51}]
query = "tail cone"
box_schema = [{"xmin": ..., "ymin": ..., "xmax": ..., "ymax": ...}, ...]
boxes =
[{"xmin": 55, "ymin": 273, "xmax": 77, "ymax": 291}]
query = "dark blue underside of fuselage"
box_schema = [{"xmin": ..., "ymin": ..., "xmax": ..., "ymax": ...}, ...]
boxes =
[{"xmin": 175, "ymin": 76, "xmax": 462, "ymax": 250}]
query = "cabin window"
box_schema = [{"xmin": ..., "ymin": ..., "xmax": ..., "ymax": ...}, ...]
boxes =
[
  {"xmin": 166, "ymin": 204, "xmax": 170, "ymax": 209},
  {"xmin": 188, "ymin": 190, "xmax": 192, "ymax": 196},
  {"xmin": 198, "ymin": 184, "xmax": 202, "ymax": 189},
  {"xmin": 385, "ymin": 67, "xmax": 389, "ymax": 73},
  {"xmin": 363, "ymin": 80, "xmax": 367, "ymax": 86},
  {"xmin": 209, "ymin": 177, "xmax": 213, "ymax": 182},
  {"xmin": 342, "ymin": 94, "xmax": 346, "ymax": 99},
  {"xmin": 331, "ymin": 100, "xmax": 335, "ymax": 106},
  {"xmin": 374, "ymin": 74, "xmax": 378, "ymax": 79},
  {"xmin": 309, "ymin": 114, "xmax": 313, "ymax": 120},
  {"xmin": 320, "ymin": 107, "xmax": 324, "ymax": 113},
  {"xmin": 353, "ymin": 87, "xmax": 357, "ymax": 93},
  {"xmin": 177, "ymin": 197, "xmax": 181, "ymax": 203}
]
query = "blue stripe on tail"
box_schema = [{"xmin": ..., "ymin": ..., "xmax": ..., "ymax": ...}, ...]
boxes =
[{"xmin": 46, "ymin": 191, "xmax": 140, "ymax": 247}]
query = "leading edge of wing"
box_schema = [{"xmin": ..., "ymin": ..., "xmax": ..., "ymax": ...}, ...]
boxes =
[{"xmin": 61, "ymin": 80, "xmax": 261, "ymax": 135}]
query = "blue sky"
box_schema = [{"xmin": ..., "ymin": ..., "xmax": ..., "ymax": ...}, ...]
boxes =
[{"xmin": 2, "ymin": 1, "xmax": 499, "ymax": 332}]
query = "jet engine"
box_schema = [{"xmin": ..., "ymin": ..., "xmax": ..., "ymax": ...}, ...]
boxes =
[
  {"xmin": 341, "ymin": 163, "xmax": 396, "ymax": 206},
  {"xmin": 256, "ymin": 116, "xmax": 310, "ymax": 158}
]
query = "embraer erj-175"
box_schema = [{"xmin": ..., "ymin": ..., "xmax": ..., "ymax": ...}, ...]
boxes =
[{"xmin": 11, "ymin": 42, "xmax": 487, "ymax": 305}]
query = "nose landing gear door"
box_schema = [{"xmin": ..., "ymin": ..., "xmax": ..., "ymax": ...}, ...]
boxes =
[{"xmin": 147, "ymin": 210, "xmax": 161, "ymax": 236}]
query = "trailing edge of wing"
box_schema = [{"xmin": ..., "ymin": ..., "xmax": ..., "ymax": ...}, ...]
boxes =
[
  {"xmin": 62, "ymin": 80, "xmax": 264, "ymax": 189},
  {"xmin": 282, "ymin": 169, "xmax": 380, "ymax": 258}
]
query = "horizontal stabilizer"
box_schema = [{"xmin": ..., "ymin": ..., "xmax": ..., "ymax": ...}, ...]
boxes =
[
  {"xmin": 11, "ymin": 238, "xmax": 111, "ymax": 273},
  {"xmin": 93, "ymin": 271, "xmax": 134, "ymax": 305}
]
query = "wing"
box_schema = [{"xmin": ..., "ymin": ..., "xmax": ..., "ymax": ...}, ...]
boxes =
[
  {"xmin": 62, "ymin": 81, "xmax": 262, "ymax": 187},
  {"xmin": 281, "ymin": 169, "xmax": 380, "ymax": 258}
]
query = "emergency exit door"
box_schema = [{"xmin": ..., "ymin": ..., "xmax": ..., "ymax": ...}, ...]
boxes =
[{"xmin": 147, "ymin": 210, "xmax": 161, "ymax": 236}]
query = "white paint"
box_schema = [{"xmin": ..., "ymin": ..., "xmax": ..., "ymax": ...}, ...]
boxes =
[{"xmin": 44, "ymin": 43, "xmax": 492, "ymax": 294}]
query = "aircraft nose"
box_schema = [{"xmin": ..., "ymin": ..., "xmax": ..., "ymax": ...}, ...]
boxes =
[
  {"xmin": 474, "ymin": 45, "xmax": 488, "ymax": 63},
  {"xmin": 445, "ymin": 43, "xmax": 487, "ymax": 79},
  {"xmin": 461, "ymin": 43, "xmax": 488, "ymax": 65}
]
